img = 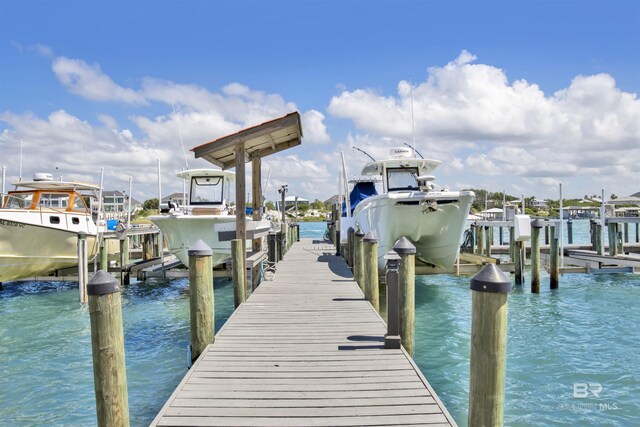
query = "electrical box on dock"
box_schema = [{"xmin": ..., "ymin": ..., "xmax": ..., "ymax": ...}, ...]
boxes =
[{"xmin": 514, "ymin": 215, "xmax": 532, "ymax": 241}]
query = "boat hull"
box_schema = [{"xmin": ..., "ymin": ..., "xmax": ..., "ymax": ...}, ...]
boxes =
[
  {"xmin": 0, "ymin": 221, "xmax": 98, "ymax": 282},
  {"xmin": 352, "ymin": 191, "xmax": 474, "ymax": 271},
  {"xmin": 149, "ymin": 215, "xmax": 236, "ymax": 267}
]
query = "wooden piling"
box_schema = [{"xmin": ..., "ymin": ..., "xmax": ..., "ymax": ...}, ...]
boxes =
[
  {"xmin": 530, "ymin": 219, "xmax": 543, "ymax": 294},
  {"xmin": 384, "ymin": 251, "xmax": 401, "ymax": 350},
  {"xmin": 77, "ymin": 232, "xmax": 88, "ymax": 303},
  {"xmin": 100, "ymin": 238, "xmax": 109, "ymax": 271},
  {"xmin": 514, "ymin": 240, "xmax": 523, "ymax": 286},
  {"xmin": 347, "ymin": 227, "xmax": 355, "ymax": 267},
  {"xmin": 335, "ymin": 221, "xmax": 341, "ymax": 256},
  {"xmin": 476, "ymin": 225, "xmax": 485, "ymax": 256},
  {"xmin": 363, "ymin": 231, "xmax": 379, "ymax": 313},
  {"xmin": 617, "ymin": 225, "xmax": 624, "ymax": 254},
  {"xmin": 231, "ymin": 239, "xmax": 246, "ymax": 308},
  {"xmin": 119, "ymin": 237, "xmax": 129, "ymax": 286},
  {"xmin": 567, "ymin": 219, "xmax": 573, "ymax": 245},
  {"xmin": 636, "ymin": 223, "xmax": 639, "ymax": 243},
  {"xmin": 354, "ymin": 229, "xmax": 365, "ymax": 291},
  {"xmin": 468, "ymin": 264, "xmax": 511, "ymax": 427},
  {"xmin": 595, "ymin": 224, "xmax": 603, "ymax": 255},
  {"xmin": 267, "ymin": 232, "xmax": 278, "ymax": 264},
  {"xmin": 188, "ymin": 240, "xmax": 215, "ymax": 363},
  {"xmin": 394, "ymin": 237, "xmax": 416, "ymax": 357},
  {"xmin": 499, "ymin": 226, "xmax": 504, "ymax": 246},
  {"xmin": 509, "ymin": 226, "xmax": 515, "ymax": 261},
  {"xmin": 88, "ymin": 271, "xmax": 129, "ymax": 427},
  {"xmin": 550, "ymin": 226, "xmax": 559, "ymax": 289},
  {"xmin": 590, "ymin": 220, "xmax": 596, "ymax": 250},
  {"xmin": 608, "ymin": 223, "xmax": 618, "ymax": 256},
  {"xmin": 485, "ymin": 226, "xmax": 492, "ymax": 257}
]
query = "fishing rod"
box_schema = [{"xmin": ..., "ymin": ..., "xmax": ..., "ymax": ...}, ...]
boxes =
[
  {"xmin": 404, "ymin": 142, "xmax": 424, "ymax": 159},
  {"xmin": 352, "ymin": 146, "xmax": 376, "ymax": 161}
]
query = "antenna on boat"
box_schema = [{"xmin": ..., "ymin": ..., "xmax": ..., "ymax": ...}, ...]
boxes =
[
  {"xmin": 409, "ymin": 78, "xmax": 416, "ymax": 158},
  {"xmin": 19, "ymin": 136, "xmax": 23, "ymax": 182},
  {"xmin": 172, "ymin": 101, "xmax": 189, "ymax": 169},
  {"xmin": 352, "ymin": 146, "xmax": 375, "ymax": 162},
  {"xmin": 404, "ymin": 142, "xmax": 424, "ymax": 159}
]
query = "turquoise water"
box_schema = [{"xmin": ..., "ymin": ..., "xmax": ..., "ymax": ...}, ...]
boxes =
[{"xmin": 1, "ymin": 220, "xmax": 638, "ymax": 426}]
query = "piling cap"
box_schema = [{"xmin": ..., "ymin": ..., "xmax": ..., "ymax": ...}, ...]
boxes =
[
  {"xmin": 355, "ymin": 228, "xmax": 365, "ymax": 238},
  {"xmin": 87, "ymin": 270, "xmax": 120, "ymax": 295},
  {"xmin": 188, "ymin": 239, "xmax": 213, "ymax": 256},
  {"xmin": 531, "ymin": 218, "xmax": 545, "ymax": 228},
  {"xmin": 363, "ymin": 231, "xmax": 378, "ymax": 243},
  {"xmin": 77, "ymin": 231, "xmax": 87, "ymax": 238},
  {"xmin": 470, "ymin": 264, "xmax": 512, "ymax": 294},
  {"xmin": 384, "ymin": 250, "xmax": 401, "ymax": 268},
  {"xmin": 393, "ymin": 237, "xmax": 416, "ymax": 254}
]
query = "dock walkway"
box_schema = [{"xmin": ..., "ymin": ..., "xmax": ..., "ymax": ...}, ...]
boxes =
[{"xmin": 151, "ymin": 238, "xmax": 456, "ymax": 426}]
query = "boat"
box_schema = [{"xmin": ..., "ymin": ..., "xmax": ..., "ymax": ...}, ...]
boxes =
[
  {"xmin": 346, "ymin": 147, "xmax": 475, "ymax": 271},
  {"xmin": 0, "ymin": 173, "xmax": 100, "ymax": 283},
  {"xmin": 149, "ymin": 169, "xmax": 271, "ymax": 267}
]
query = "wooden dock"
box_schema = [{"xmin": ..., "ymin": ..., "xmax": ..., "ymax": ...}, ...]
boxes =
[{"xmin": 151, "ymin": 238, "xmax": 456, "ymax": 426}]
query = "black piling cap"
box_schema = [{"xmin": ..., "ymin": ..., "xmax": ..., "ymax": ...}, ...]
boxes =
[
  {"xmin": 87, "ymin": 270, "xmax": 120, "ymax": 296},
  {"xmin": 355, "ymin": 228, "xmax": 365, "ymax": 238},
  {"xmin": 393, "ymin": 236, "xmax": 416, "ymax": 254},
  {"xmin": 188, "ymin": 239, "xmax": 213, "ymax": 257},
  {"xmin": 470, "ymin": 264, "xmax": 512, "ymax": 293},
  {"xmin": 531, "ymin": 218, "xmax": 545, "ymax": 229},
  {"xmin": 363, "ymin": 231, "xmax": 378, "ymax": 243}
]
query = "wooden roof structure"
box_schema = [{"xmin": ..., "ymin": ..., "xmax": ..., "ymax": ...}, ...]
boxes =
[{"xmin": 192, "ymin": 112, "xmax": 303, "ymax": 169}]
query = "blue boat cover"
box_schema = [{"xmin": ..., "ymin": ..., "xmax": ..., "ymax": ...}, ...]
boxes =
[{"xmin": 342, "ymin": 182, "xmax": 378, "ymax": 216}]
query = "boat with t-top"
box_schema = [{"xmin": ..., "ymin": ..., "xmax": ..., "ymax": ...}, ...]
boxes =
[
  {"xmin": 345, "ymin": 147, "xmax": 474, "ymax": 271},
  {"xmin": 149, "ymin": 168, "xmax": 271, "ymax": 267}
]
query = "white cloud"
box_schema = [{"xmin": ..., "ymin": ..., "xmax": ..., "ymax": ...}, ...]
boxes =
[
  {"xmin": 301, "ymin": 110, "xmax": 331, "ymax": 144},
  {"xmin": 52, "ymin": 57, "xmax": 147, "ymax": 104},
  {"xmin": 327, "ymin": 50, "xmax": 640, "ymax": 197}
]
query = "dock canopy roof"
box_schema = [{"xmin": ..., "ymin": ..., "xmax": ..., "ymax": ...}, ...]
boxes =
[{"xmin": 192, "ymin": 112, "xmax": 303, "ymax": 169}]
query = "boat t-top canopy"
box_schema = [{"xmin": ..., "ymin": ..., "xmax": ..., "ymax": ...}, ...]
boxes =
[
  {"xmin": 12, "ymin": 180, "xmax": 100, "ymax": 192},
  {"xmin": 192, "ymin": 112, "xmax": 303, "ymax": 170},
  {"xmin": 360, "ymin": 158, "xmax": 442, "ymax": 177},
  {"xmin": 176, "ymin": 168, "xmax": 235, "ymax": 182}
]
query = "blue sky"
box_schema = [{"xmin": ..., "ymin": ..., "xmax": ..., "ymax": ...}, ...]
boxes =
[{"xmin": 1, "ymin": 0, "xmax": 639, "ymax": 203}]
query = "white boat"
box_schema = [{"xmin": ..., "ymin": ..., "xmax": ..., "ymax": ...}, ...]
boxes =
[
  {"xmin": 149, "ymin": 169, "xmax": 271, "ymax": 267},
  {"xmin": 0, "ymin": 173, "xmax": 100, "ymax": 283},
  {"xmin": 347, "ymin": 147, "xmax": 475, "ymax": 271}
]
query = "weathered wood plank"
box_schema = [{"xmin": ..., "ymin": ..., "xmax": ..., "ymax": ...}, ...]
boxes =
[{"xmin": 151, "ymin": 239, "xmax": 456, "ymax": 427}]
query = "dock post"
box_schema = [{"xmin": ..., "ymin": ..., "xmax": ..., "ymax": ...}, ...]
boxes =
[
  {"xmin": 277, "ymin": 229, "xmax": 284, "ymax": 261},
  {"xmin": 100, "ymin": 238, "xmax": 109, "ymax": 271},
  {"xmin": 347, "ymin": 227, "xmax": 355, "ymax": 268},
  {"xmin": 468, "ymin": 264, "xmax": 511, "ymax": 427},
  {"xmin": 296, "ymin": 224, "xmax": 300, "ymax": 242},
  {"xmin": 119, "ymin": 237, "xmax": 129, "ymax": 286},
  {"xmin": 268, "ymin": 232, "xmax": 278, "ymax": 264},
  {"xmin": 476, "ymin": 225, "xmax": 485, "ymax": 256},
  {"xmin": 545, "ymin": 225, "xmax": 550, "ymax": 245},
  {"xmin": 469, "ymin": 225, "xmax": 476, "ymax": 253},
  {"xmin": 77, "ymin": 232, "xmax": 88, "ymax": 304},
  {"xmin": 363, "ymin": 231, "xmax": 379, "ymax": 312},
  {"xmin": 485, "ymin": 226, "xmax": 492, "ymax": 257},
  {"xmin": 499, "ymin": 226, "xmax": 504, "ymax": 246},
  {"xmin": 335, "ymin": 222, "xmax": 341, "ymax": 256},
  {"xmin": 623, "ymin": 223, "xmax": 629, "ymax": 243},
  {"xmin": 509, "ymin": 226, "xmax": 515, "ymax": 261},
  {"xmin": 595, "ymin": 224, "xmax": 603, "ymax": 255},
  {"xmin": 188, "ymin": 240, "xmax": 215, "ymax": 363},
  {"xmin": 530, "ymin": 219, "xmax": 543, "ymax": 294},
  {"xmin": 590, "ymin": 220, "xmax": 596, "ymax": 250},
  {"xmin": 607, "ymin": 222, "xmax": 618, "ymax": 256},
  {"xmin": 550, "ymin": 226, "xmax": 559, "ymax": 289},
  {"xmin": 617, "ymin": 225, "xmax": 624, "ymax": 254},
  {"xmin": 514, "ymin": 239, "xmax": 523, "ymax": 286},
  {"xmin": 636, "ymin": 223, "xmax": 639, "ymax": 243},
  {"xmin": 354, "ymin": 229, "xmax": 365, "ymax": 290},
  {"xmin": 87, "ymin": 271, "xmax": 129, "ymax": 427},
  {"xmin": 384, "ymin": 250, "xmax": 401, "ymax": 349},
  {"xmin": 394, "ymin": 237, "xmax": 416, "ymax": 357},
  {"xmin": 567, "ymin": 219, "xmax": 573, "ymax": 245},
  {"xmin": 231, "ymin": 239, "xmax": 246, "ymax": 308}
]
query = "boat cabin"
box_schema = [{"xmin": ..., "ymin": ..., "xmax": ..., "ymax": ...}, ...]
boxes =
[
  {"xmin": 171, "ymin": 169, "xmax": 235, "ymax": 215},
  {"xmin": 360, "ymin": 147, "xmax": 441, "ymax": 193}
]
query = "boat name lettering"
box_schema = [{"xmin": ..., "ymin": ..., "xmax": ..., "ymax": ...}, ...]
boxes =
[{"xmin": 0, "ymin": 219, "xmax": 25, "ymax": 228}]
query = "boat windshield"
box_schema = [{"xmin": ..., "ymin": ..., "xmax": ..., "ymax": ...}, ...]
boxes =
[
  {"xmin": 2, "ymin": 193, "xmax": 33, "ymax": 209},
  {"xmin": 387, "ymin": 167, "xmax": 419, "ymax": 191},
  {"xmin": 190, "ymin": 176, "xmax": 224, "ymax": 205}
]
